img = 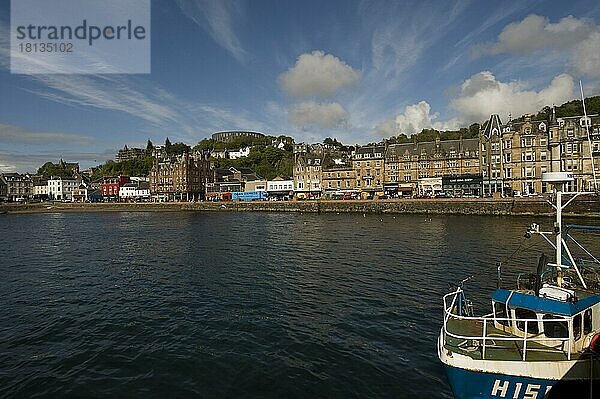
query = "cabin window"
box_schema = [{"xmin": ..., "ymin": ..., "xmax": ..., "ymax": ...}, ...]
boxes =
[
  {"xmin": 494, "ymin": 302, "xmax": 509, "ymax": 326},
  {"xmin": 543, "ymin": 314, "xmax": 569, "ymax": 338},
  {"xmin": 515, "ymin": 308, "xmax": 539, "ymax": 334},
  {"xmin": 584, "ymin": 309, "xmax": 593, "ymax": 334},
  {"xmin": 573, "ymin": 314, "xmax": 582, "ymax": 340}
]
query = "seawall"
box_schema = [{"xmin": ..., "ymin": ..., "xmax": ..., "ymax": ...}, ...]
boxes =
[{"xmin": 1, "ymin": 197, "xmax": 599, "ymax": 218}]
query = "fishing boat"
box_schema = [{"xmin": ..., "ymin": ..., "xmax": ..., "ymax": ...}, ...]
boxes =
[{"xmin": 438, "ymin": 171, "xmax": 600, "ymax": 398}]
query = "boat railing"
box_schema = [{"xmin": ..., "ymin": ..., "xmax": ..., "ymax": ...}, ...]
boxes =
[{"xmin": 442, "ymin": 288, "xmax": 574, "ymax": 361}]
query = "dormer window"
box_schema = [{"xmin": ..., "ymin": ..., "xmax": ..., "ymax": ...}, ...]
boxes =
[
  {"xmin": 539, "ymin": 122, "xmax": 546, "ymax": 132},
  {"xmin": 580, "ymin": 117, "xmax": 591, "ymax": 127}
]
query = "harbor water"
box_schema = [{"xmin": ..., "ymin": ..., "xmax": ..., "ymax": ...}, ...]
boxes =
[{"xmin": 0, "ymin": 211, "xmax": 551, "ymax": 398}]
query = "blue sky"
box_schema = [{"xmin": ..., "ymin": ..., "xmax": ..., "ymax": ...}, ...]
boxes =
[{"xmin": 1, "ymin": 0, "xmax": 600, "ymax": 172}]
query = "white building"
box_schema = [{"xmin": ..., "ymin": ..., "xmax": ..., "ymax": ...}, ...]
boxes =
[
  {"xmin": 228, "ymin": 146, "xmax": 251, "ymax": 159},
  {"xmin": 47, "ymin": 177, "xmax": 78, "ymax": 201},
  {"xmin": 267, "ymin": 178, "xmax": 294, "ymax": 200},
  {"xmin": 33, "ymin": 182, "xmax": 48, "ymax": 197},
  {"xmin": 418, "ymin": 177, "xmax": 443, "ymax": 197},
  {"xmin": 119, "ymin": 183, "xmax": 151, "ymax": 200}
]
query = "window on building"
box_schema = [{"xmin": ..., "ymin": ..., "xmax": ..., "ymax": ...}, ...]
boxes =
[
  {"xmin": 521, "ymin": 137, "xmax": 533, "ymax": 147},
  {"xmin": 522, "ymin": 152, "xmax": 534, "ymax": 162},
  {"xmin": 504, "ymin": 168, "xmax": 512, "ymax": 178},
  {"xmin": 540, "ymin": 137, "xmax": 547, "ymax": 146},
  {"xmin": 540, "ymin": 151, "xmax": 547, "ymax": 161},
  {"xmin": 504, "ymin": 140, "xmax": 512, "ymax": 149}
]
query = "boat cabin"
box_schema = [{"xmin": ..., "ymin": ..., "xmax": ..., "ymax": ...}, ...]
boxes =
[{"xmin": 491, "ymin": 287, "xmax": 600, "ymax": 353}]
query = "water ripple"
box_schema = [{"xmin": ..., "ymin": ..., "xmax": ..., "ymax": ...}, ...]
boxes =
[{"xmin": 0, "ymin": 212, "xmax": 549, "ymax": 398}]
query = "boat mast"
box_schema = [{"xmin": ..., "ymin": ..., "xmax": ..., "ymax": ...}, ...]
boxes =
[
  {"xmin": 541, "ymin": 172, "xmax": 588, "ymax": 289},
  {"xmin": 555, "ymin": 183, "xmax": 563, "ymax": 287}
]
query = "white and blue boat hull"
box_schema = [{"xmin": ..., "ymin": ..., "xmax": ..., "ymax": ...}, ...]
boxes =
[{"xmin": 439, "ymin": 334, "xmax": 600, "ymax": 399}]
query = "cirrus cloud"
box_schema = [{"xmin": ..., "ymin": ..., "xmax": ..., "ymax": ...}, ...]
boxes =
[
  {"xmin": 0, "ymin": 124, "xmax": 93, "ymax": 145},
  {"xmin": 278, "ymin": 51, "xmax": 361, "ymax": 98},
  {"xmin": 289, "ymin": 102, "xmax": 349, "ymax": 129}
]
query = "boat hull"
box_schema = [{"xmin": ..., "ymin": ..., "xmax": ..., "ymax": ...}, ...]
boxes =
[{"xmin": 443, "ymin": 364, "xmax": 599, "ymax": 399}]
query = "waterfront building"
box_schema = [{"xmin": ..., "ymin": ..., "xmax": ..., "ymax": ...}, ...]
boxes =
[
  {"xmin": 119, "ymin": 181, "xmax": 150, "ymax": 201},
  {"xmin": 72, "ymin": 183, "xmax": 88, "ymax": 202},
  {"xmin": 211, "ymin": 130, "xmax": 265, "ymax": 143},
  {"xmin": 385, "ymin": 137, "xmax": 481, "ymax": 198},
  {"xmin": 266, "ymin": 177, "xmax": 294, "ymax": 200},
  {"xmin": 116, "ymin": 145, "xmax": 145, "ymax": 162},
  {"xmin": 0, "ymin": 177, "xmax": 6, "ymax": 200},
  {"xmin": 353, "ymin": 144, "xmax": 385, "ymax": 199},
  {"xmin": 32, "ymin": 180, "xmax": 48, "ymax": 199},
  {"xmin": 0, "ymin": 173, "xmax": 33, "ymax": 201},
  {"xmin": 479, "ymin": 114, "xmax": 505, "ymax": 195},
  {"xmin": 442, "ymin": 174, "xmax": 483, "ymax": 197},
  {"xmin": 149, "ymin": 148, "xmax": 213, "ymax": 201},
  {"xmin": 47, "ymin": 176, "xmax": 78, "ymax": 201},
  {"xmin": 479, "ymin": 110, "xmax": 600, "ymax": 196},
  {"xmin": 100, "ymin": 176, "xmax": 130, "ymax": 199},
  {"xmin": 205, "ymin": 167, "xmax": 262, "ymax": 200},
  {"xmin": 293, "ymin": 154, "xmax": 322, "ymax": 199},
  {"xmin": 321, "ymin": 167, "xmax": 357, "ymax": 199},
  {"xmin": 549, "ymin": 112, "xmax": 600, "ymax": 192},
  {"xmin": 245, "ymin": 179, "xmax": 267, "ymax": 192},
  {"xmin": 418, "ymin": 177, "xmax": 443, "ymax": 197}
]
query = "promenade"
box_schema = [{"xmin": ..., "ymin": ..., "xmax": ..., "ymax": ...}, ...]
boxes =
[{"xmin": 2, "ymin": 197, "xmax": 599, "ymax": 218}]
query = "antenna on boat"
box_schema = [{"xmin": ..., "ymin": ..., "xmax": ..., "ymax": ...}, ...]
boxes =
[
  {"xmin": 541, "ymin": 172, "xmax": 588, "ymax": 289},
  {"xmin": 580, "ymin": 80, "xmax": 598, "ymax": 192}
]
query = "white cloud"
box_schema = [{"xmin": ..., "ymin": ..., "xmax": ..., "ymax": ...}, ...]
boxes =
[
  {"xmin": 450, "ymin": 71, "xmax": 575, "ymax": 122},
  {"xmin": 289, "ymin": 102, "xmax": 349, "ymax": 129},
  {"xmin": 572, "ymin": 31, "xmax": 600, "ymax": 77},
  {"xmin": 278, "ymin": 51, "xmax": 361, "ymax": 98},
  {"xmin": 376, "ymin": 72, "xmax": 576, "ymax": 138},
  {"xmin": 479, "ymin": 15, "xmax": 594, "ymax": 54},
  {"xmin": 0, "ymin": 124, "xmax": 93, "ymax": 145},
  {"xmin": 476, "ymin": 14, "xmax": 600, "ymax": 77},
  {"xmin": 376, "ymin": 101, "xmax": 461, "ymax": 137},
  {"xmin": 176, "ymin": 0, "xmax": 248, "ymax": 64}
]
